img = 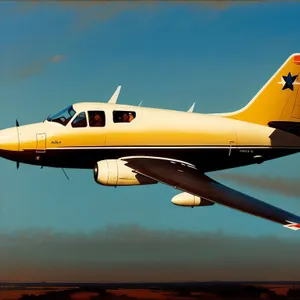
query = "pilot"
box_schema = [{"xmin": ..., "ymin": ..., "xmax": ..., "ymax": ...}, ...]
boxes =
[{"xmin": 92, "ymin": 113, "xmax": 103, "ymax": 126}]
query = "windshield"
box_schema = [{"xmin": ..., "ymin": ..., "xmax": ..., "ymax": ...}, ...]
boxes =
[{"xmin": 47, "ymin": 105, "xmax": 76, "ymax": 126}]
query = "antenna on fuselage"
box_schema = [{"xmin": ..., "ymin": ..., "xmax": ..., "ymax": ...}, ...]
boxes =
[
  {"xmin": 187, "ymin": 103, "xmax": 195, "ymax": 113},
  {"xmin": 108, "ymin": 86, "xmax": 121, "ymax": 104},
  {"xmin": 138, "ymin": 101, "xmax": 143, "ymax": 106},
  {"xmin": 39, "ymin": 166, "xmax": 69, "ymax": 179},
  {"xmin": 61, "ymin": 168, "xmax": 70, "ymax": 180}
]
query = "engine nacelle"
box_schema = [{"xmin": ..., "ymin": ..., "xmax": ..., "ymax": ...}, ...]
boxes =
[
  {"xmin": 94, "ymin": 159, "xmax": 157, "ymax": 186},
  {"xmin": 171, "ymin": 192, "xmax": 214, "ymax": 207}
]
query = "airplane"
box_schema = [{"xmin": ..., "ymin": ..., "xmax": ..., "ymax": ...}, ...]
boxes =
[{"xmin": 1, "ymin": 53, "xmax": 300, "ymax": 231}]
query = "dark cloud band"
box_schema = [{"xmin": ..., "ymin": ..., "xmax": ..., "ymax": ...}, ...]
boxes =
[{"xmin": 1, "ymin": 225, "xmax": 299, "ymax": 282}]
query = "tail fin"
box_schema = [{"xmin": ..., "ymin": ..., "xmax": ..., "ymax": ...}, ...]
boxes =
[{"xmin": 219, "ymin": 53, "xmax": 300, "ymax": 126}]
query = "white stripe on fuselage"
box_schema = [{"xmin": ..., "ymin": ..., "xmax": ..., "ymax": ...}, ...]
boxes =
[{"xmin": 43, "ymin": 146, "xmax": 300, "ymax": 150}]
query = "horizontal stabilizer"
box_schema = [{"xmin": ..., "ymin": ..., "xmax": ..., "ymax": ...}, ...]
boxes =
[{"xmin": 268, "ymin": 121, "xmax": 300, "ymax": 137}]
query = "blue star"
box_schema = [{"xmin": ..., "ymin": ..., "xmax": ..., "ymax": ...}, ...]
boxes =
[{"xmin": 282, "ymin": 72, "xmax": 298, "ymax": 91}]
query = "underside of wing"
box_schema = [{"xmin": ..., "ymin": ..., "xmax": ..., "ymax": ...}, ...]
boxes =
[
  {"xmin": 268, "ymin": 121, "xmax": 300, "ymax": 137},
  {"xmin": 120, "ymin": 156, "xmax": 300, "ymax": 230}
]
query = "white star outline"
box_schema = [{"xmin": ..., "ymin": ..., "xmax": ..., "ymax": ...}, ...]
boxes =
[{"xmin": 277, "ymin": 75, "xmax": 300, "ymax": 88}]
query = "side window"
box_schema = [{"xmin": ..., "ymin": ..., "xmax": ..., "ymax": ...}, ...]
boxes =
[
  {"xmin": 72, "ymin": 112, "xmax": 87, "ymax": 128},
  {"xmin": 88, "ymin": 111, "xmax": 105, "ymax": 127},
  {"xmin": 113, "ymin": 111, "xmax": 136, "ymax": 123}
]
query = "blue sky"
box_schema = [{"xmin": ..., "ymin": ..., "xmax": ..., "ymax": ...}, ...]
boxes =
[{"xmin": 1, "ymin": 0, "xmax": 300, "ymax": 281}]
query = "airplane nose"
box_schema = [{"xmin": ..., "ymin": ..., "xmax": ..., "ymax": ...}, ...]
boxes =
[{"xmin": 0, "ymin": 127, "xmax": 19, "ymax": 152}]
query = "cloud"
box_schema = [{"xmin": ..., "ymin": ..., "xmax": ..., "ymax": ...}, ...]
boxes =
[
  {"xmin": 7, "ymin": 1, "xmax": 282, "ymax": 27},
  {"xmin": 6, "ymin": 54, "xmax": 66, "ymax": 80},
  {"xmin": 0, "ymin": 225, "xmax": 300, "ymax": 282},
  {"xmin": 50, "ymin": 54, "xmax": 66, "ymax": 64},
  {"xmin": 215, "ymin": 173, "xmax": 300, "ymax": 199}
]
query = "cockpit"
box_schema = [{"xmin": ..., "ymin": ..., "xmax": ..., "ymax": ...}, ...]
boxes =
[
  {"xmin": 46, "ymin": 105, "xmax": 76, "ymax": 126},
  {"xmin": 46, "ymin": 104, "xmax": 137, "ymax": 127}
]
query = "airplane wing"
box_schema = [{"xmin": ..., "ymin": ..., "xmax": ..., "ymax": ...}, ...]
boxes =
[{"xmin": 120, "ymin": 156, "xmax": 300, "ymax": 230}]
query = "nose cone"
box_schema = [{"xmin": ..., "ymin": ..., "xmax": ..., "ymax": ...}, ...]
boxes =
[{"xmin": 0, "ymin": 127, "xmax": 19, "ymax": 152}]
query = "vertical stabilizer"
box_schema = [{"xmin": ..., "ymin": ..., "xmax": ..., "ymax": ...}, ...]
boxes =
[{"xmin": 218, "ymin": 54, "xmax": 300, "ymax": 126}]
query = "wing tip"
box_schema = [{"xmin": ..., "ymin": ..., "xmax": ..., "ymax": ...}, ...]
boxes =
[{"xmin": 283, "ymin": 221, "xmax": 300, "ymax": 231}]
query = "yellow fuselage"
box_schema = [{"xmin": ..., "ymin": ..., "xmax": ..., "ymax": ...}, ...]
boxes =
[{"xmin": 0, "ymin": 102, "xmax": 300, "ymax": 171}]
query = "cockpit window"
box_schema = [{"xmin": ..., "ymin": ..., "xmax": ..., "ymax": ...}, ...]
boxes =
[
  {"xmin": 113, "ymin": 111, "xmax": 136, "ymax": 123},
  {"xmin": 47, "ymin": 105, "xmax": 76, "ymax": 126},
  {"xmin": 88, "ymin": 111, "xmax": 105, "ymax": 127},
  {"xmin": 72, "ymin": 112, "xmax": 87, "ymax": 128}
]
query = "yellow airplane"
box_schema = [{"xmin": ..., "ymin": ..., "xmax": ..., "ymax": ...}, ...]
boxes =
[{"xmin": 1, "ymin": 54, "xmax": 300, "ymax": 230}]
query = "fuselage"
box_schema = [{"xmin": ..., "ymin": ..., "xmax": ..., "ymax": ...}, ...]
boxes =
[{"xmin": 0, "ymin": 102, "xmax": 300, "ymax": 172}]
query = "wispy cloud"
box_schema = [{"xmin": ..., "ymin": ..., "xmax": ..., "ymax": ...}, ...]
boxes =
[
  {"xmin": 50, "ymin": 54, "xmax": 66, "ymax": 64},
  {"xmin": 7, "ymin": 0, "xmax": 282, "ymax": 27},
  {"xmin": 216, "ymin": 173, "xmax": 300, "ymax": 199},
  {"xmin": 1, "ymin": 225, "xmax": 299, "ymax": 282},
  {"xmin": 5, "ymin": 54, "xmax": 66, "ymax": 80}
]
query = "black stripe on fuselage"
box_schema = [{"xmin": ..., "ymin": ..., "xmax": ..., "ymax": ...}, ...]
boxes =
[{"xmin": 0, "ymin": 146, "xmax": 299, "ymax": 172}]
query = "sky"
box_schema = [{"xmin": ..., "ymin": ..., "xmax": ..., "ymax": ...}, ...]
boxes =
[{"xmin": 1, "ymin": 0, "xmax": 300, "ymax": 282}]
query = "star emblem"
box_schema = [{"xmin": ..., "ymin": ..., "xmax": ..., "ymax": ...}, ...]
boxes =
[{"xmin": 280, "ymin": 72, "xmax": 298, "ymax": 91}]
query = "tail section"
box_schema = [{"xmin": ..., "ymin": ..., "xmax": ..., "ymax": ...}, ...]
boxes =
[{"xmin": 218, "ymin": 53, "xmax": 300, "ymax": 126}]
